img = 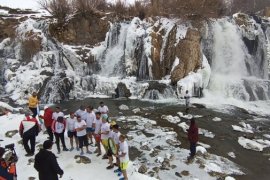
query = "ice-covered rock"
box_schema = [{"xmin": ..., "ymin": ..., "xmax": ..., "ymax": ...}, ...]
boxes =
[
  {"xmin": 161, "ymin": 115, "xmax": 181, "ymax": 124},
  {"xmin": 238, "ymin": 137, "xmax": 270, "ymax": 151},
  {"xmin": 232, "ymin": 122, "xmax": 254, "ymax": 133},
  {"xmin": 132, "ymin": 108, "xmax": 141, "ymax": 114},
  {"xmin": 212, "ymin": 117, "xmax": 222, "ymax": 122},
  {"xmin": 119, "ymin": 104, "xmax": 129, "ymax": 110},
  {"xmin": 227, "ymin": 152, "xmax": 236, "ymax": 158},
  {"xmin": 196, "ymin": 146, "xmax": 207, "ymax": 154}
]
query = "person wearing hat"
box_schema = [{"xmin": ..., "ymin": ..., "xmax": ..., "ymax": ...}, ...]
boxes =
[
  {"xmin": 0, "ymin": 147, "xmax": 15, "ymax": 180},
  {"xmin": 34, "ymin": 140, "xmax": 64, "ymax": 180},
  {"xmin": 100, "ymin": 114, "xmax": 110, "ymax": 159},
  {"xmin": 39, "ymin": 105, "xmax": 54, "ymax": 141},
  {"xmin": 187, "ymin": 118, "xmax": 198, "ymax": 159},
  {"xmin": 19, "ymin": 112, "xmax": 40, "ymax": 156}
]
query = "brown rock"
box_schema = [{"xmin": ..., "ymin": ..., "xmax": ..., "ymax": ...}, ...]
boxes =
[
  {"xmin": 181, "ymin": 170, "xmax": 190, "ymax": 176},
  {"xmin": 5, "ymin": 130, "xmax": 18, "ymax": 138},
  {"xmin": 265, "ymin": 7, "xmax": 270, "ymax": 17},
  {"xmin": 0, "ymin": 17, "xmax": 19, "ymax": 42},
  {"xmin": 171, "ymin": 28, "xmax": 202, "ymax": 85}
]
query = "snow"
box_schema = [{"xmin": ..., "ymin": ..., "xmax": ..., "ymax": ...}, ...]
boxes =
[
  {"xmin": 0, "ymin": 0, "xmax": 40, "ymax": 10},
  {"xmin": 238, "ymin": 137, "xmax": 270, "ymax": 152},
  {"xmin": 0, "ymin": 113, "xmax": 156, "ymax": 180},
  {"xmin": 227, "ymin": 152, "xmax": 236, "ymax": 158},
  {"xmin": 212, "ymin": 117, "xmax": 222, "ymax": 122},
  {"xmin": 161, "ymin": 115, "xmax": 181, "ymax": 124},
  {"xmin": 0, "ymin": 101, "xmax": 14, "ymax": 111},
  {"xmin": 232, "ymin": 122, "xmax": 254, "ymax": 133},
  {"xmin": 225, "ymin": 176, "xmax": 236, "ymax": 180},
  {"xmin": 119, "ymin": 104, "xmax": 129, "ymax": 110},
  {"xmin": 196, "ymin": 146, "xmax": 207, "ymax": 154}
]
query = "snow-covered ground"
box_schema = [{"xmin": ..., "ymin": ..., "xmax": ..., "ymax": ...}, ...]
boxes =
[
  {"xmin": 0, "ymin": 0, "xmax": 40, "ymax": 10},
  {"xmin": 0, "ymin": 113, "xmax": 156, "ymax": 180}
]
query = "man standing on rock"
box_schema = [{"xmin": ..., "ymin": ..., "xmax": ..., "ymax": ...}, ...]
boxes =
[
  {"xmin": 34, "ymin": 140, "xmax": 64, "ymax": 180},
  {"xmin": 39, "ymin": 105, "xmax": 54, "ymax": 141},
  {"xmin": 187, "ymin": 118, "xmax": 198, "ymax": 160},
  {"xmin": 184, "ymin": 90, "xmax": 191, "ymax": 114},
  {"xmin": 19, "ymin": 112, "xmax": 40, "ymax": 156},
  {"xmin": 28, "ymin": 92, "xmax": 39, "ymax": 118}
]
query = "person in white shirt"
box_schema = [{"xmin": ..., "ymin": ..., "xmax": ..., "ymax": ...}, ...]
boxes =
[
  {"xmin": 66, "ymin": 112, "xmax": 79, "ymax": 151},
  {"xmin": 112, "ymin": 124, "xmax": 121, "ymax": 170},
  {"xmin": 184, "ymin": 90, "xmax": 191, "ymax": 114},
  {"xmin": 93, "ymin": 112, "xmax": 102, "ymax": 156},
  {"xmin": 100, "ymin": 114, "xmax": 110, "ymax": 159},
  {"xmin": 75, "ymin": 105, "xmax": 87, "ymax": 121},
  {"xmin": 98, "ymin": 102, "xmax": 109, "ymax": 115},
  {"xmin": 52, "ymin": 107, "xmax": 64, "ymax": 121},
  {"xmin": 86, "ymin": 106, "xmax": 96, "ymax": 145},
  {"xmin": 116, "ymin": 134, "xmax": 129, "ymax": 180},
  {"xmin": 75, "ymin": 116, "xmax": 91, "ymax": 155}
]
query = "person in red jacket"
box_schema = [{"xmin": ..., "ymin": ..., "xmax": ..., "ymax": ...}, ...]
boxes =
[
  {"xmin": 19, "ymin": 112, "xmax": 40, "ymax": 156},
  {"xmin": 52, "ymin": 116, "xmax": 68, "ymax": 154},
  {"xmin": 39, "ymin": 106, "xmax": 54, "ymax": 141},
  {"xmin": 187, "ymin": 118, "xmax": 198, "ymax": 159}
]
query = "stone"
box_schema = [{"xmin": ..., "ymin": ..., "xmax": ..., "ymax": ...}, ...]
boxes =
[
  {"xmin": 144, "ymin": 122, "xmax": 152, "ymax": 129},
  {"xmin": 149, "ymin": 149, "xmax": 160, "ymax": 157},
  {"xmin": 74, "ymin": 155, "xmax": 91, "ymax": 164},
  {"xmin": 138, "ymin": 164, "xmax": 148, "ymax": 174},
  {"xmin": 28, "ymin": 177, "xmax": 36, "ymax": 180},
  {"xmin": 27, "ymin": 158, "xmax": 35, "ymax": 165},
  {"xmin": 5, "ymin": 130, "xmax": 18, "ymax": 138},
  {"xmin": 265, "ymin": 7, "xmax": 270, "ymax": 17},
  {"xmin": 136, "ymin": 131, "xmax": 143, "ymax": 136},
  {"xmin": 119, "ymin": 104, "xmax": 129, "ymax": 110},
  {"xmin": 148, "ymin": 171, "xmax": 155, "ymax": 177},
  {"xmin": 115, "ymin": 82, "xmax": 131, "ymax": 98},
  {"xmin": 160, "ymin": 158, "xmax": 170, "ymax": 170},
  {"xmin": 132, "ymin": 108, "xmax": 141, "ymax": 114},
  {"xmin": 171, "ymin": 164, "xmax": 177, "ymax": 169},
  {"xmin": 127, "ymin": 135, "xmax": 134, "ymax": 141},
  {"xmin": 181, "ymin": 170, "xmax": 190, "ymax": 176},
  {"xmin": 152, "ymin": 167, "xmax": 160, "ymax": 173},
  {"xmin": 155, "ymin": 145, "xmax": 164, "ymax": 150},
  {"xmin": 140, "ymin": 145, "xmax": 151, "ymax": 151}
]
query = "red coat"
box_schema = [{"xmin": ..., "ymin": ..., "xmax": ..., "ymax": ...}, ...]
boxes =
[
  {"xmin": 40, "ymin": 108, "xmax": 54, "ymax": 128},
  {"xmin": 188, "ymin": 122, "xmax": 198, "ymax": 143}
]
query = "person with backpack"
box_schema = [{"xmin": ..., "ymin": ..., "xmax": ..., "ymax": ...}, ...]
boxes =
[
  {"xmin": 19, "ymin": 112, "xmax": 40, "ymax": 156},
  {"xmin": 52, "ymin": 116, "xmax": 68, "ymax": 154},
  {"xmin": 39, "ymin": 106, "xmax": 54, "ymax": 141},
  {"xmin": 34, "ymin": 140, "xmax": 64, "ymax": 180},
  {"xmin": 66, "ymin": 112, "xmax": 79, "ymax": 151},
  {"xmin": 28, "ymin": 92, "xmax": 39, "ymax": 118},
  {"xmin": 187, "ymin": 118, "xmax": 198, "ymax": 159},
  {"xmin": 0, "ymin": 147, "xmax": 16, "ymax": 180}
]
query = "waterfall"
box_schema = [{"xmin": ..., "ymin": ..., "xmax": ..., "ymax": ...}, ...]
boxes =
[{"xmin": 208, "ymin": 17, "xmax": 270, "ymax": 101}]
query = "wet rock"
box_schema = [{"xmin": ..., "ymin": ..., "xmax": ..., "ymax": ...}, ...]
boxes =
[
  {"xmin": 27, "ymin": 158, "xmax": 35, "ymax": 165},
  {"xmin": 5, "ymin": 130, "xmax": 18, "ymax": 138},
  {"xmin": 136, "ymin": 131, "xmax": 143, "ymax": 136},
  {"xmin": 150, "ymin": 149, "xmax": 160, "ymax": 157},
  {"xmin": 144, "ymin": 122, "xmax": 152, "ymax": 129},
  {"xmin": 171, "ymin": 164, "xmax": 177, "ymax": 169},
  {"xmin": 126, "ymin": 135, "xmax": 134, "ymax": 141},
  {"xmin": 152, "ymin": 167, "xmax": 159, "ymax": 173},
  {"xmin": 28, "ymin": 177, "xmax": 36, "ymax": 180},
  {"xmin": 74, "ymin": 155, "xmax": 91, "ymax": 164},
  {"xmin": 115, "ymin": 82, "xmax": 131, "ymax": 98},
  {"xmin": 160, "ymin": 158, "xmax": 170, "ymax": 170},
  {"xmin": 192, "ymin": 103, "xmax": 206, "ymax": 109},
  {"xmin": 119, "ymin": 104, "xmax": 129, "ymax": 110},
  {"xmin": 140, "ymin": 145, "xmax": 151, "ymax": 151},
  {"xmin": 181, "ymin": 170, "xmax": 190, "ymax": 176},
  {"xmin": 132, "ymin": 108, "xmax": 141, "ymax": 114},
  {"xmin": 148, "ymin": 171, "xmax": 155, "ymax": 177},
  {"xmin": 155, "ymin": 145, "xmax": 164, "ymax": 150},
  {"xmin": 138, "ymin": 164, "xmax": 148, "ymax": 174},
  {"xmin": 17, "ymin": 139, "xmax": 23, "ymax": 145}
]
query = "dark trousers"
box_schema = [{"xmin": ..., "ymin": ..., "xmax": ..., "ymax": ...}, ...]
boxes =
[
  {"xmin": 29, "ymin": 107, "xmax": 37, "ymax": 118},
  {"xmin": 23, "ymin": 135, "xmax": 36, "ymax": 154},
  {"xmin": 54, "ymin": 132, "xmax": 67, "ymax": 151},
  {"xmin": 78, "ymin": 135, "xmax": 88, "ymax": 148},
  {"xmin": 190, "ymin": 142, "xmax": 196, "ymax": 157},
  {"xmin": 46, "ymin": 126, "xmax": 54, "ymax": 141}
]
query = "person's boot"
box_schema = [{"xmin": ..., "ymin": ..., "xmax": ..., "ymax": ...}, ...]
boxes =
[{"xmin": 63, "ymin": 147, "xmax": 69, "ymax": 151}]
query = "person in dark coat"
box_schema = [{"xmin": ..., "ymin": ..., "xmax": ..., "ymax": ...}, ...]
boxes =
[
  {"xmin": 39, "ymin": 106, "xmax": 54, "ymax": 141},
  {"xmin": 19, "ymin": 112, "xmax": 40, "ymax": 156},
  {"xmin": 187, "ymin": 118, "xmax": 198, "ymax": 158},
  {"xmin": 34, "ymin": 140, "xmax": 64, "ymax": 180}
]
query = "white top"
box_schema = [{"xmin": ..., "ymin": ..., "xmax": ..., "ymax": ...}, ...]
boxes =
[
  {"xmin": 100, "ymin": 122, "xmax": 110, "ymax": 139},
  {"xmin": 113, "ymin": 131, "xmax": 121, "ymax": 145},
  {"xmin": 98, "ymin": 105, "xmax": 109, "ymax": 114},
  {"xmin": 54, "ymin": 121, "xmax": 65, "ymax": 134},
  {"xmin": 119, "ymin": 141, "xmax": 129, "ymax": 162},
  {"xmin": 108, "ymin": 130, "xmax": 114, "ymax": 138},
  {"xmin": 75, "ymin": 120, "xmax": 87, "ymax": 137},
  {"xmin": 52, "ymin": 112, "xmax": 64, "ymax": 121},
  {"xmin": 75, "ymin": 109, "xmax": 87, "ymax": 120},
  {"xmin": 66, "ymin": 117, "xmax": 76, "ymax": 132},
  {"xmin": 94, "ymin": 118, "xmax": 102, "ymax": 134},
  {"xmin": 86, "ymin": 111, "xmax": 96, "ymax": 128}
]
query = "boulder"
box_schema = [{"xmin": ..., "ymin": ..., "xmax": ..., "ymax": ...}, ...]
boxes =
[
  {"xmin": 115, "ymin": 82, "xmax": 131, "ymax": 98},
  {"xmin": 171, "ymin": 28, "xmax": 202, "ymax": 85},
  {"xmin": 138, "ymin": 164, "xmax": 148, "ymax": 174},
  {"xmin": 140, "ymin": 145, "xmax": 151, "ymax": 151},
  {"xmin": 265, "ymin": 7, "xmax": 270, "ymax": 17}
]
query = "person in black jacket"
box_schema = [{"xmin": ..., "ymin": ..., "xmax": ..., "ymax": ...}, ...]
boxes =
[{"xmin": 34, "ymin": 140, "xmax": 64, "ymax": 180}]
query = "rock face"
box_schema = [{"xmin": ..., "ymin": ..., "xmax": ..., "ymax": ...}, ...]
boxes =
[
  {"xmin": 171, "ymin": 28, "xmax": 202, "ymax": 85},
  {"xmin": 49, "ymin": 12, "xmax": 110, "ymax": 45},
  {"xmin": 0, "ymin": 17, "xmax": 18, "ymax": 42},
  {"xmin": 265, "ymin": 7, "xmax": 270, "ymax": 17},
  {"xmin": 115, "ymin": 83, "xmax": 131, "ymax": 98}
]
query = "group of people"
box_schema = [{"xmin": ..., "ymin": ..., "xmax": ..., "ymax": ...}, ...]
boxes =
[{"xmin": 18, "ymin": 92, "xmax": 130, "ymax": 180}]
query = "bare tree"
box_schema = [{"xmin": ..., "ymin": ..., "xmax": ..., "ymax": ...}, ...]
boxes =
[{"xmin": 39, "ymin": 0, "xmax": 73, "ymax": 25}]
